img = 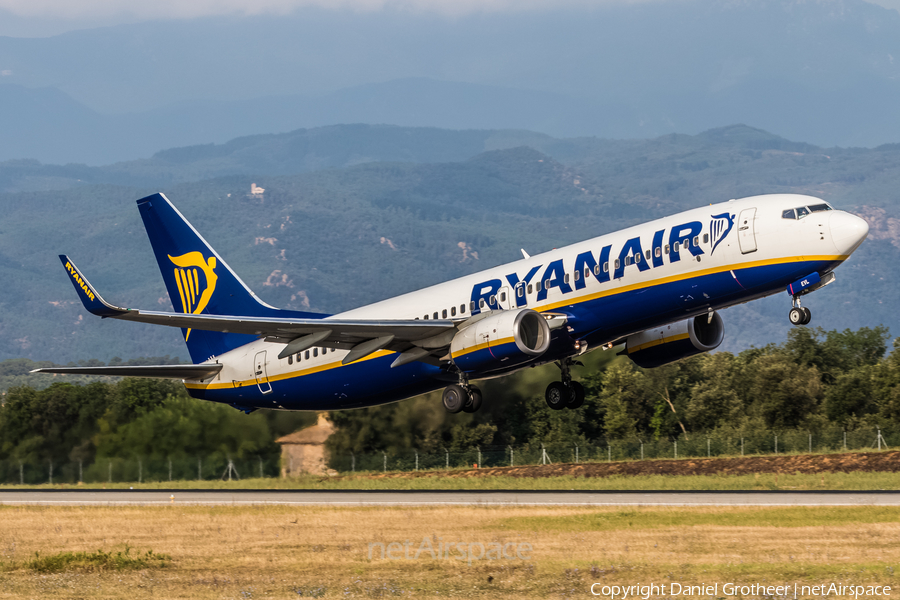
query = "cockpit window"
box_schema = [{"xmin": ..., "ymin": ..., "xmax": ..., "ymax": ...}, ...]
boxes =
[
  {"xmin": 808, "ymin": 204, "xmax": 832, "ymax": 213},
  {"xmin": 782, "ymin": 209, "xmax": 796, "ymax": 220},
  {"xmin": 796, "ymin": 206, "xmax": 810, "ymax": 219}
]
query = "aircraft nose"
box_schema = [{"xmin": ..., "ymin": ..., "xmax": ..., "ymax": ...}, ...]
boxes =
[{"xmin": 829, "ymin": 211, "xmax": 869, "ymax": 255}]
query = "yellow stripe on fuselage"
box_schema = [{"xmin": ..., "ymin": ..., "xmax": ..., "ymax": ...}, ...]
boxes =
[{"xmin": 450, "ymin": 336, "xmax": 516, "ymax": 360}]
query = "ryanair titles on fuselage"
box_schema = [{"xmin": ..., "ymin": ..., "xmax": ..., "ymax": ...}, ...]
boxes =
[{"xmin": 469, "ymin": 215, "xmax": 734, "ymax": 313}]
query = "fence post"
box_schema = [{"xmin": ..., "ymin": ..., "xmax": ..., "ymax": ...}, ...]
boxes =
[
  {"xmin": 138, "ymin": 458, "xmax": 142, "ymax": 484},
  {"xmin": 477, "ymin": 447, "xmax": 481, "ymax": 468},
  {"xmin": 809, "ymin": 433, "xmax": 812, "ymax": 454},
  {"xmin": 575, "ymin": 445, "xmax": 579, "ymax": 464},
  {"xmin": 608, "ymin": 445, "xmax": 611, "ymax": 462},
  {"xmin": 49, "ymin": 460, "xmax": 53, "ymax": 485},
  {"xmin": 109, "ymin": 460, "xmax": 112, "ymax": 483},
  {"xmin": 640, "ymin": 442, "xmax": 644, "ymax": 461},
  {"xmin": 445, "ymin": 449, "xmax": 449, "ymax": 469},
  {"xmin": 674, "ymin": 440, "xmax": 677, "ymax": 459},
  {"xmin": 775, "ymin": 435, "xmax": 778, "ymax": 454},
  {"xmin": 169, "ymin": 459, "xmax": 173, "ymax": 482},
  {"xmin": 383, "ymin": 452, "xmax": 387, "ymax": 473},
  {"xmin": 259, "ymin": 457, "xmax": 263, "ymax": 479},
  {"xmin": 509, "ymin": 446, "xmax": 514, "ymax": 467},
  {"xmin": 843, "ymin": 430, "xmax": 847, "ymax": 451},
  {"xmin": 351, "ymin": 452, "xmax": 355, "ymax": 473},
  {"xmin": 79, "ymin": 459, "xmax": 83, "ymax": 483},
  {"xmin": 415, "ymin": 451, "xmax": 419, "ymax": 472},
  {"xmin": 19, "ymin": 460, "xmax": 23, "ymax": 485},
  {"xmin": 707, "ymin": 439, "xmax": 710, "ymax": 458},
  {"xmin": 198, "ymin": 457, "xmax": 202, "ymax": 481},
  {"xmin": 878, "ymin": 429, "xmax": 882, "ymax": 451}
]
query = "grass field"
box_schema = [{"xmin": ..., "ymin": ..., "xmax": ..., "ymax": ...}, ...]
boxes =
[
  {"xmin": 2, "ymin": 469, "xmax": 898, "ymax": 491},
  {"xmin": 0, "ymin": 504, "xmax": 897, "ymax": 598}
]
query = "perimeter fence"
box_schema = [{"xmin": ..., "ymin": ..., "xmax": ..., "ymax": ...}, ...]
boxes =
[{"xmin": 0, "ymin": 427, "xmax": 894, "ymax": 483}]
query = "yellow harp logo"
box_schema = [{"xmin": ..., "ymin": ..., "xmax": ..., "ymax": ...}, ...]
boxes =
[{"xmin": 169, "ymin": 252, "xmax": 218, "ymax": 341}]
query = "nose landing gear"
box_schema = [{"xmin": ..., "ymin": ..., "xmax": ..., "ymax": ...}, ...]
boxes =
[{"xmin": 789, "ymin": 297, "xmax": 811, "ymax": 326}]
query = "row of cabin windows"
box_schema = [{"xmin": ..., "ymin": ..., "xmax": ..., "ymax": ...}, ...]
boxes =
[
  {"xmin": 410, "ymin": 233, "xmax": 712, "ymax": 317},
  {"xmin": 286, "ymin": 346, "xmax": 336, "ymax": 365}
]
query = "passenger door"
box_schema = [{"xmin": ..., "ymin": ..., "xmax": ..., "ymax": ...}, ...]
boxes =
[
  {"xmin": 737, "ymin": 207, "xmax": 758, "ymax": 254},
  {"xmin": 254, "ymin": 350, "xmax": 272, "ymax": 394}
]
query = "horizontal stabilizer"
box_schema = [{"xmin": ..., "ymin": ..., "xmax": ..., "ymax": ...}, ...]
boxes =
[{"xmin": 31, "ymin": 364, "xmax": 223, "ymax": 380}]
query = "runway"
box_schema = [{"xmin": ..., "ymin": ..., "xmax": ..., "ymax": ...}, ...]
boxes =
[{"xmin": 0, "ymin": 490, "xmax": 898, "ymax": 506}]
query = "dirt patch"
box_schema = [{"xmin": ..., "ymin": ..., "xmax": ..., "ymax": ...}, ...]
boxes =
[{"xmin": 351, "ymin": 450, "xmax": 900, "ymax": 480}]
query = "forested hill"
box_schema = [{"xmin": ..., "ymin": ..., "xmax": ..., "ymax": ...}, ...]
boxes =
[{"xmin": 1, "ymin": 124, "xmax": 899, "ymax": 363}]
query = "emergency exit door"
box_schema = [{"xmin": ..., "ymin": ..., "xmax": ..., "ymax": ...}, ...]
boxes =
[
  {"xmin": 737, "ymin": 207, "xmax": 758, "ymax": 254},
  {"xmin": 254, "ymin": 350, "xmax": 272, "ymax": 394}
]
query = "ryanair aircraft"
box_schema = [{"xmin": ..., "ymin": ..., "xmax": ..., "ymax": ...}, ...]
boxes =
[{"xmin": 35, "ymin": 192, "xmax": 869, "ymax": 414}]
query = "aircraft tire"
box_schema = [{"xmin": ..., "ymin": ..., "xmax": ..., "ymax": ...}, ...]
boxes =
[
  {"xmin": 545, "ymin": 381, "xmax": 570, "ymax": 411},
  {"xmin": 801, "ymin": 307, "xmax": 812, "ymax": 325},
  {"xmin": 789, "ymin": 307, "xmax": 805, "ymax": 325},
  {"xmin": 463, "ymin": 386, "xmax": 483, "ymax": 413},
  {"xmin": 567, "ymin": 381, "xmax": 585, "ymax": 409},
  {"xmin": 442, "ymin": 384, "xmax": 467, "ymax": 414}
]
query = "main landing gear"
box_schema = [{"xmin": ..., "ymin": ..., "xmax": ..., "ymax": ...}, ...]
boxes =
[
  {"xmin": 545, "ymin": 359, "xmax": 585, "ymax": 411},
  {"xmin": 442, "ymin": 375, "xmax": 483, "ymax": 414},
  {"xmin": 789, "ymin": 296, "xmax": 812, "ymax": 326}
]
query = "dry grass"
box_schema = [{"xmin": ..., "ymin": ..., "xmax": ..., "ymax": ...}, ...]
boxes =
[{"xmin": 0, "ymin": 505, "xmax": 896, "ymax": 598}]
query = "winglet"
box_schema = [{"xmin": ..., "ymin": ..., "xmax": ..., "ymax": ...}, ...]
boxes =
[{"xmin": 59, "ymin": 255, "xmax": 129, "ymax": 317}]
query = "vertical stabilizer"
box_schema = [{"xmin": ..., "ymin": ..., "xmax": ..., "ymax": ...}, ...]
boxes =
[{"xmin": 137, "ymin": 192, "xmax": 323, "ymax": 362}]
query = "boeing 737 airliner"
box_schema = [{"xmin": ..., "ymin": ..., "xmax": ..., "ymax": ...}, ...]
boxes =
[{"xmin": 35, "ymin": 192, "xmax": 869, "ymax": 414}]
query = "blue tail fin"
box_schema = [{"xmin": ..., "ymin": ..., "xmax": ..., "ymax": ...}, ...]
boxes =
[{"xmin": 137, "ymin": 193, "xmax": 324, "ymax": 362}]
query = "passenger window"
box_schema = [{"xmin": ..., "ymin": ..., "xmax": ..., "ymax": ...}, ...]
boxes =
[
  {"xmin": 634, "ymin": 253, "xmax": 641, "ymax": 264},
  {"xmin": 451, "ymin": 306, "xmax": 456, "ymax": 316},
  {"xmin": 693, "ymin": 236, "xmax": 699, "ymax": 246},
  {"xmin": 424, "ymin": 314, "xmax": 429, "ymax": 320},
  {"xmin": 433, "ymin": 312, "xmax": 439, "ymax": 319},
  {"xmin": 517, "ymin": 287, "xmax": 524, "ymax": 298},
  {"xmin": 664, "ymin": 244, "xmax": 670, "ymax": 254},
  {"xmin": 573, "ymin": 271, "xmax": 580, "ymax": 282},
  {"xmin": 808, "ymin": 204, "xmax": 832, "ymax": 213},
  {"xmin": 703, "ymin": 233, "xmax": 709, "ymax": 244},
  {"xmin": 305, "ymin": 350, "xmax": 310, "ymax": 360},
  {"xmin": 527, "ymin": 283, "xmax": 533, "ymax": 294},
  {"xmin": 625, "ymin": 256, "xmax": 632, "ymax": 266},
  {"xmin": 683, "ymin": 239, "xmax": 690, "ymax": 249},
  {"xmin": 500, "ymin": 292, "xmax": 506, "ymax": 302},
  {"xmin": 288, "ymin": 355, "xmax": 293, "ymax": 365},
  {"xmin": 585, "ymin": 267, "xmax": 591, "ymax": 278},
  {"xmin": 654, "ymin": 247, "xmax": 661, "ymax": 257},
  {"xmin": 603, "ymin": 262, "xmax": 609, "ymax": 272},
  {"xmin": 313, "ymin": 348, "xmax": 318, "ymax": 358},
  {"xmin": 442, "ymin": 309, "xmax": 447, "ymax": 318},
  {"xmin": 594, "ymin": 265, "xmax": 601, "ymax": 275},
  {"xmin": 536, "ymin": 281, "xmax": 542, "ymax": 292},
  {"xmin": 470, "ymin": 301, "xmax": 475, "ymax": 312},
  {"xmin": 479, "ymin": 299, "xmax": 486, "ymax": 309},
  {"xmin": 645, "ymin": 250, "xmax": 651, "ymax": 261},
  {"xmin": 544, "ymin": 279, "xmax": 551, "ymax": 290},
  {"xmin": 489, "ymin": 296, "xmax": 496, "ymax": 306},
  {"xmin": 461, "ymin": 304, "xmax": 466, "ymax": 313},
  {"xmin": 564, "ymin": 274, "xmax": 570, "ymax": 284},
  {"xmin": 614, "ymin": 259, "xmax": 620, "ymax": 269},
  {"xmin": 674, "ymin": 242, "xmax": 680, "ymax": 252},
  {"xmin": 296, "ymin": 353, "xmax": 302, "ymax": 362},
  {"xmin": 796, "ymin": 206, "xmax": 810, "ymax": 219}
]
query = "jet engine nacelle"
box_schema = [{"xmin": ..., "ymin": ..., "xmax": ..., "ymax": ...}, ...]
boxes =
[
  {"xmin": 624, "ymin": 312, "xmax": 725, "ymax": 368},
  {"xmin": 451, "ymin": 308, "xmax": 551, "ymax": 374}
]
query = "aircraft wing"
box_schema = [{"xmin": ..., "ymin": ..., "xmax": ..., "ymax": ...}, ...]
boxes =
[
  {"xmin": 60, "ymin": 255, "xmax": 458, "ymax": 365},
  {"xmin": 31, "ymin": 364, "xmax": 224, "ymax": 380}
]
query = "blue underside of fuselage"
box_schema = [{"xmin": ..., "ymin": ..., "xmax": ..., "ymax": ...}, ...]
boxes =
[{"xmin": 187, "ymin": 258, "xmax": 838, "ymax": 411}]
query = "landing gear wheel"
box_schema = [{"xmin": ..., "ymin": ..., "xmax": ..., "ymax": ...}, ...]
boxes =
[
  {"xmin": 545, "ymin": 381, "xmax": 570, "ymax": 411},
  {"xmin": 567, "ymin": 381, "xmax": 585, "ymax": 409},
  {"xmin": 801, "ymin": 307, "xmax": 812, "ymax": 325},
  {"xmin": 442, "ymin": 384, "xmax": 467, "ymax": 414},
  {"xmin": 463, "ymin": 386, "xmax": 483, "ymax": 413},
  {"xmin": 789, "ymin": 307, "xmax": 805, "ymax": 325}
]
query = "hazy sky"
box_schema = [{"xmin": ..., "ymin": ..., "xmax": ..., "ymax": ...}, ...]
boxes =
[{"xmin": 0, "ymin": 0, "xmax": 895, "ymax": 25}]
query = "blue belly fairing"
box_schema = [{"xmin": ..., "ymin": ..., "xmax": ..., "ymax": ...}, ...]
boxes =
[{"xmin": 188, "ymin": 258, "xmax": 839, "ymax": 411}]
